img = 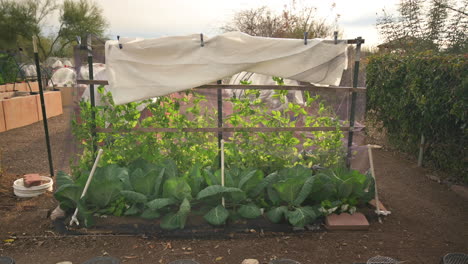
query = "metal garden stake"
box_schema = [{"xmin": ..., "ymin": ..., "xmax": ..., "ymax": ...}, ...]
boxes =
[
  {"xmin": 69, "ymin": 149, "xmax": 104, "ymax": 226},
  {"xmin": 221, "ymin": 139, "xmax": 225, "ymax": 207},
  {"xmin": 32, "ymin": 36, "xmax": 54, "ymax": 176},
  {"xmin": 367, "ymin": 144, "xmax": 391, "ymax": 223}
]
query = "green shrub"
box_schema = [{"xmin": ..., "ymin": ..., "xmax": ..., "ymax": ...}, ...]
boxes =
[
  {"xmin": 366, "ymin": 51, "xmax": 467, "ymax": 182},
  {"xmin": 0, "ymin": 53, "xmax": 18, "ymax": 83}
]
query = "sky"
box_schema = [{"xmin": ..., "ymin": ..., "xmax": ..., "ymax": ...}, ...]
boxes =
[{"xmin": 46, "ymin": 0, "xmax": 400, "ymax": 48}]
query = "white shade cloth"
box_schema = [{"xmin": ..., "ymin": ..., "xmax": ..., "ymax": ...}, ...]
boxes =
[{"xmin": 105, "ymin": 32, "xmax": 349, "ymax": 105}]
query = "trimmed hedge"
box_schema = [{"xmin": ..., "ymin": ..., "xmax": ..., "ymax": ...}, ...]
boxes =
[{"xmin": 366, "ymin": 51, "xmax": 467, "ymax": 182}]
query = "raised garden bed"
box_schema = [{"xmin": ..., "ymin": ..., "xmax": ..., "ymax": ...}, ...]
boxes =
[
  {"xmin": 54, "ymin": 158, "xmax": 375, "ymax": 236},
  {"xmin": 0, "ymin": 81, "xmax": 39, "ymax": 93},
  {"xmin": 55, "ymin": 206, "xmax": 377, "ymax": 239},
  {"xmin": 0, "ymin": 91, "xmax": 63, "ymax": 132},
  {"xmin": 55, "ymin": 86, "xmax": 377, "ymax": 238}
]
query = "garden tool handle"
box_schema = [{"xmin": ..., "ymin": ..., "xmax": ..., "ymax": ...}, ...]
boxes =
[
  {"xmin": 367, "ymin": 144, "xmax": 381, "ymax": 213},
  {"xmin": 69, "ymin": 149, "xmax": 104, "ymax": 226},
  {"xmin": 80, "ymin": 149, "xmax": 104, "ymax": 198}
]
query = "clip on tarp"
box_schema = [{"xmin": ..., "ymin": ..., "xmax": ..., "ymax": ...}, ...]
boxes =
[
  {"xmin": 304, "ymin": 32, "xmax": 308, "ymax": 45},
  {"xmin": 117, "ymin": 35, "xmax": 122, "ymax": 49},
  {"xmin": 200, "ymin": 33, "xmax": 204, "ymax": 47}
]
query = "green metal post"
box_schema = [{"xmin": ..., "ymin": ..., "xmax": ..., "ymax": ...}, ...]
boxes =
[
  {"xmin": 87, "ymin": 35, "xmax": 97, "ymax": 155},
  {"xmin": 346, "ymin": 37, "xmax": 363, "ymax": 168},
  {"xmin": 217, "ymin": 80, "xmax": 223, "ymax": 168},
  {"xmin": 32, "ymin": 36, "xmax": 54, "ymax": 176}
]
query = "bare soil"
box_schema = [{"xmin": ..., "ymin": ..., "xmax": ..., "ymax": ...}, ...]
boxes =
[{"xmin": 0, "ymin": 115, "xmax": 467, "ymax": 264}]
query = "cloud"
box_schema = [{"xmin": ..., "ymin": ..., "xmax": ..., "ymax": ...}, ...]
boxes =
[{"xmin": 43, "ymin": 0, "xmax": 400, "ymax": 46}]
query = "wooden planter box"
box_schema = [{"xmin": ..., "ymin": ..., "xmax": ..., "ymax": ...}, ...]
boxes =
[
  {"xmin": 0, "ymin": 85, "xmax": 6, "ymax": 93},
  {"xmin": 29, "ymin": 81, "xmax": 39, "ymax": 92},
  {"xmin": 5, "ymin": 83, "xmax": 15, "ymax": 92},
  {"xmin": 57, "ymin": 86, "xmax": 74, "ymax": 107},
  {"xmin": 0, "ymin": 92, "xmax": 16, "ymax": 100},
  {"xmin": 14, "ymin": 82, "xmax": 26, "ymax": 92},
  {"xmin": 36, "ymin": 91, "xmax": 63, "ymax": 120},
  {"xmin": 0, "ymin": 102, "xmax": 5, "ymax": 132},
  {"xmin": 0, "ymin": 91, "xmax": 63, "ymax": 132},
  {"xmin": 1, "ymin": 95, "xmax": 40, "ymax": 130}
]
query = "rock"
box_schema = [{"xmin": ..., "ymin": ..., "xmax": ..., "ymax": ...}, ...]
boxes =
[
  {"xmin": 242, "ymin": 259, "xmax": 259, "ymax": 264},
  {"xmin": 81, "ymin": 256, "xmax": 121, "ymax": 264},
  {"xmin": 426, "ymin": 174, "xmax": 441, "ymax": 183},
  {"xmin": 292, "ymin": 226, "xmax": 305, "ymax": 231},
  {"xmin": 269, "ymin": 259, "xmax": 301, "ymax": 264},
  {"xmin": 23, "ymin": 174, "xmax": 42, "ymax": 187},
  {"xmin": 168, "ymin": 260, "xmax": 200, "ymax": 264},
  {"xmin": 305, "ymin": 224, "xmax": 320, "ymax": 231},
  {"xmin": 50, "ymin": 206, "xmax": 66, "ymax": 220},
  {"xmin": 39, "ymin": 209, "xmax": 50, "ymax": 219},
  {"xmin": 451, "ymin": 185, "xmax": 468, "ymax": 200}
]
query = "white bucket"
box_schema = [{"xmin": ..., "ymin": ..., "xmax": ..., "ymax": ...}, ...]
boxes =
[{"xmin": 13, "ymin": 176, "xmax": 53, "ymax": 198}]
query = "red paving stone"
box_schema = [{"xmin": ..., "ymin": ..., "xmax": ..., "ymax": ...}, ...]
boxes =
[
  {"xmin": 325, "ymin": 212, "xmax": 369, "ymax": 230},
  {"xmin": 23, "ymin": 173, "xmax": 42, "ymax": 187}
]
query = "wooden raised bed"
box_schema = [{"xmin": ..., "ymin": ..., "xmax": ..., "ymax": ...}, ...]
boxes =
[
  {"xmin": 2, "ymin": 94, "xmax": 39, "ymax": 130},
  {"xmin": 0, "ymin": 102, "xmax": 5, "ymax": 132},
  {"xmin": 0, "ymin": 91, "xmax": 63, "ymax": 132},
  {"xmin": 0, "ymin": 81, "xmax": 40, "ymax": 93},
  {"xmin": 36, "ymin": 91, "xmax": 63, "ymax": 120}
]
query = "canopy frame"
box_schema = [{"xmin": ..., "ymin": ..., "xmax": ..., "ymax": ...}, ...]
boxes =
[{"xmin": 77, "ymin": 36, "xmax": 365, "ymax": 168}]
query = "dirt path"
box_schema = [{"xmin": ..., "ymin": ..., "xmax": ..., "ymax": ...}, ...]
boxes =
[
  {"xmin": 0, "ymin": 114, "xmax": 467, "ymax": 264},
  {"xmin": 0, "ymin": 114, "xmax": 73, "ymax": 175}
]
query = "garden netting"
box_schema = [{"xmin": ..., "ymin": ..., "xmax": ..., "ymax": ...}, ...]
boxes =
[{"xmin": 55, "ymin": 40, "xmax": 371, "ymax": 232}]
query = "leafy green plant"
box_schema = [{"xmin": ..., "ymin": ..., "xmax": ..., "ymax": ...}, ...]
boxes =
[
  {"xmin": 72, "ymin": 87, "xmax": 218, "ymax": 174},
  {"xmin": 196, "ymin": 185, "xmax": 242, "ymax": 225},
  {"xmin": 55, "ymin": 160, "xmax": 374, "ymax": 229},
  {"xmin": 223, "ymin": 81, "xmax": 344, "ymax": 173},
  {"xmin": 311, "ymin": 167, "xmax": 375, "ymax": 214},
  {"xmin": 199, "ymin": 167, "xmax": 265, "ymax": 224},
  {"xmin": 54, "ymin": 166, "xmax": 127, "ymax": 226},
  {"xmin": 367, "ymin": 52, "xmax": 467, "ymax": 182},
  {"xmin": 73, "ymin": 77, "xmax": 345, "ymax": 179},
  {"xmin": 66, "ymin": 75, "xmax": 367, "ymax": 229},
  {"xmin": 255, "ymin": 165, "xmax": 319, "ymax": 227}
]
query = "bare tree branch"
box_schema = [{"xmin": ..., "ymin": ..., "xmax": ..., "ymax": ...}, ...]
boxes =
[{"xmin": 434, "ymin": 0, "xmax": 468, "ymax": 16}]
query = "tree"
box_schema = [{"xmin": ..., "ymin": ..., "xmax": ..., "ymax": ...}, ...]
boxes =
[
  {"xmin": 377, "ymin": 0, "xmax": 467, "ymax": 53},
  {"xmin": 0, "ymin": 0, "xmax": 50, "ymax": 50},
  {"xmin": 51, "ymin": 0, "xmax": 108, "ymax": 57},
  {"xmin": 0, "ymin": 0, "xmax": 108, "ymax": 59},
  {"xmin": 222, "ymin": 2, "xmax": 339, "ymax": 39}
]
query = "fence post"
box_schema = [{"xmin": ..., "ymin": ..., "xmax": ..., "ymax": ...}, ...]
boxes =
[
  {"xmin": 87, "ymin": 34, "xmax": 97, "ymax": 155},
  {"xmin": 418, "ymin": 134, "xmax": 425, "ymax": 167},
  {"xmin": 346, "ymin": 37, "xmax": 363, "ymax": 169},
  {"xmin": 32, "ymin": 36, "xmax": 54, "ymax": 176}
]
